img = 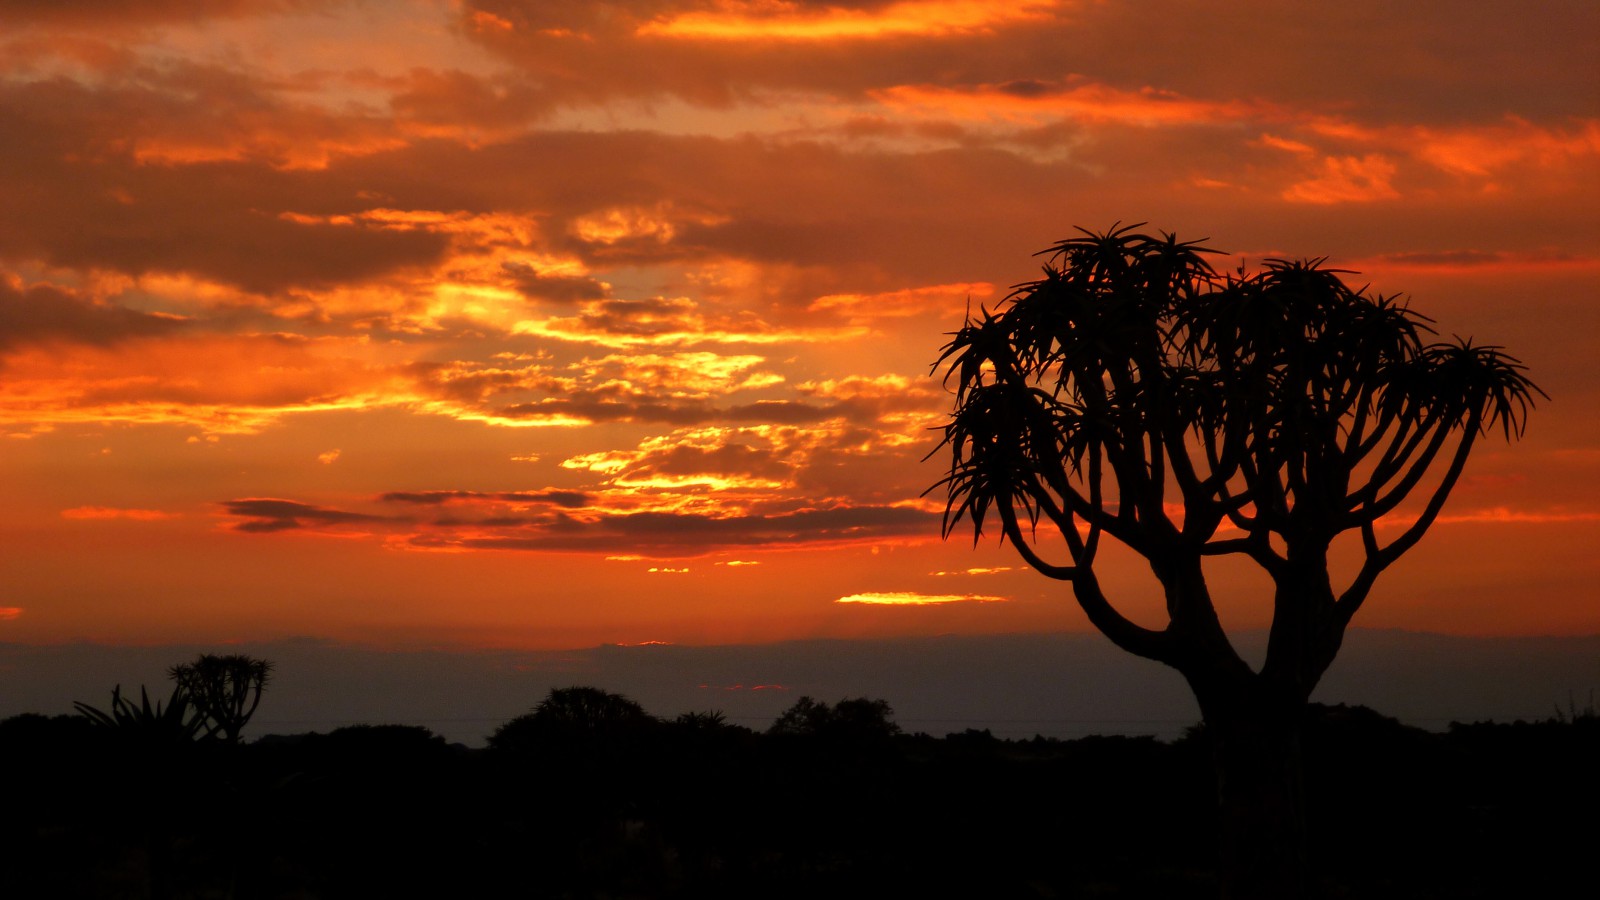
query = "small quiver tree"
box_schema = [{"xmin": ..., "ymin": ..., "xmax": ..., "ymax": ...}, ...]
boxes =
[
  {"xmin": 168, "ymin": 654, "xmax": 274, "ymax": 744},
  {"xmin": 930, "ymin": 224, "xmax": 1542, "ymax": 898}
]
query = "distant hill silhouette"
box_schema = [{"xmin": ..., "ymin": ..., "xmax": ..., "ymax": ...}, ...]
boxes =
[{"xmin": 3, "ymin": 630, "xmax": 1594, "ymax": 745}]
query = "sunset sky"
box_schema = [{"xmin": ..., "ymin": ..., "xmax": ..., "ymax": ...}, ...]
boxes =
[{"xmin": 2, "ymin": 0, "xmax": 1596, "ymax": 656}]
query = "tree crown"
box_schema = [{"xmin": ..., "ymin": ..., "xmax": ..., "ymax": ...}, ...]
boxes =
[{"xmin": 930, "ymin": 224, "xmax": 1542, "ymax": 667}]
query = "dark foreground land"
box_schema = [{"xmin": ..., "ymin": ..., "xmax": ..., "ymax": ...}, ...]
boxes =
[{"xmin": 1, "ymin": 703, "xmax": 1594, "ymax": 899}]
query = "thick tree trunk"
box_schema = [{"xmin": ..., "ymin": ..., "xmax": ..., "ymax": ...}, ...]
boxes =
[{"xmin": 1203, "ymin": 701, "xmax": 1310, "ymax": 900}]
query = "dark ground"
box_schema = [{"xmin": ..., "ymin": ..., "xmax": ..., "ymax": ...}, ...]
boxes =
[{"xmin": 1, "ymin": 702, "xmax": 1594, "ymax": 899}]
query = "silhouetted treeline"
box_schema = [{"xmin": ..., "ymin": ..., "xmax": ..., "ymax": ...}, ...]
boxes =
[{"xmin": 1, "ymin": 693, "xmax": 1593, "ymax": 899}]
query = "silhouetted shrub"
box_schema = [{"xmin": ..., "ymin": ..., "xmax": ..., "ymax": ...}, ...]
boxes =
[
  {"xmin": 768, "ymin": 695, "xmax": 900, "ymax": 740},
  {"xmin": 488, "ymin": 685, "xmax": 659, "ymax": 754}
]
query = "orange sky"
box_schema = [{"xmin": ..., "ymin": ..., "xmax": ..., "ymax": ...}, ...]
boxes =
[{"xmin": 0, "ymin": 0, "xmax": 1596, "ymax": 650}]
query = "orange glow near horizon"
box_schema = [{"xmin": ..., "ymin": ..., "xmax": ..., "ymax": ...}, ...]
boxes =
[{"xmin": 0, "ymin": 0, "xmax": 1594, "ymax": 651}]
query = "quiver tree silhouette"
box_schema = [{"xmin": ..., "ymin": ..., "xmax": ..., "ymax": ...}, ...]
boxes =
[
  {"xmin": 168, "ymin": 654, "xmax": 273, "ymax": 744},
  {"xmin": 929, "ymin": 224, "xmax": 1542, "ymax": 899}
]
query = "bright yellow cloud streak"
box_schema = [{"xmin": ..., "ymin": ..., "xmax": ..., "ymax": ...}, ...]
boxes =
[
  {"xmin": 640, "ymin": 0, "xmax": 1061, "ymax": 41},
  {"xmin": 616, "ymin": 473, "xmax": 791, "ymax": 491},
  {"xmin": 836, "ymin": 591, "xmax": 1007, "ymax": 605},
  {"xmin": 411, "ymin": 400, "xmax": 593, "ymax": 429}
]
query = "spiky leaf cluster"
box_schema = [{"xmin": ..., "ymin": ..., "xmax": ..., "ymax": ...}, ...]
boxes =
[
  {"xmin": 168, "ymin": 654, "xmax": 274, "ymax": 744},
  {"xmin": 932, "ymin": 225, "xmax": 1542, "ymax": 598}
]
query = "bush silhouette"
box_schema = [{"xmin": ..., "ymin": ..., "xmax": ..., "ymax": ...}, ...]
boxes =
[
  {"xmin": 489, "ymin": 685, "xmax": 655, "ymax": 751},
  {"xmin": 769, "ymin": 695, "xmax": 900, "ymax": 740}
]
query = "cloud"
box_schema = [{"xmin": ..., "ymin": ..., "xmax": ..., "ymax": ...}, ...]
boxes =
[
  {"xmin": 0, "ymin": 276, "xmax": 184, "ymax": 351},
  {"xmin": 1411, "ymin": 118, "xmax": 1600, "ymax": 178},
  {"xmin": 808, "ymin": 281, "xmax": 993, "ymax": 322},
  {"xmin": 220, "ymin": 485, "xmax": 937, "ymax": 554},
  {"xmin": 0, "ymin": 332, "xmax": 417, "ymax": 434},
  {"xmin": 0, "ymin": 76, "xmax": 452, "ymax": 293},
  {"xmin": 512, "ymin": 296, "xmax": 844, "ymax": 348},
  {"xmin": 1361, "ymin": 250, "xmax": 1598, "ymax": 275},
  {"xmin": 637, "ymin": 1, "xmax": 1061, "ymax": 41},
  {"xmin": 405, "ymin": 350, "xmax": 858, "ymax": 431},
  {"xmin": 797, "ymin": 373, "xmax": 933, "ymax": 403},
  {"xmin": 0, "ymin": 607, "xmax": 21, "ymax": 620},
  {"xmin": 414, "ymin": 351, "xmax": 938, "ymax": 433},
  {"xmin": 459, "ymin": 0, "xmax": 1597, "ymax": 129},
  {"xmin": 61, "ymin": 506, "xmax": 179, "ymax": 521},
  {"xmin": 576, "ymin": 351, "xmax": 783, "ymax": 395},
  {"xmin": 221, "ymin": 498, "xmax": 397, "ymax": 533},
  {"xmin": 572, "ymin": 441, "xmax": 794, "ymax": 491},
  {"xmin": 871, "ymin": 81, "xmax": 1273, "ymax": 130},
  {"xmin": 0, "ymin": 1, "xmax": 309, "ymax": 27},
  {"xmin": 402, "ymin": 503, "xmax": 938, "ymax": 555},
  {"xmin": 379, "ymin": 489, "xmax": 591, "ymax": 508},
  {"xmin": 1438, "ymin": 508, "xmax": 1600, "ymax": 526},
  {"xmin": 556, "ymin": 420, "xmax": 935, "ymax": 505},
  {"xmin": 1281, "ymin": 154, "xmax": 1400, "ymax": 204},
  {"xmin": 387, "ymin": 67, "xmax": 554, "ymax": 138},
  {"xmin": 501, "ymin": 260, "xmax": 610, "ymax": 302}
]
